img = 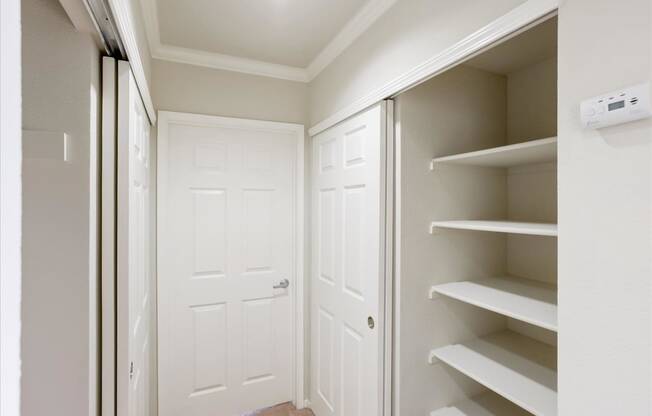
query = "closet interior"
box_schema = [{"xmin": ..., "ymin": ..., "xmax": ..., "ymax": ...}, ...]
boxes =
[{"xmin": 394, "ymin": 16, "xmax": 558, "ymax": 416}]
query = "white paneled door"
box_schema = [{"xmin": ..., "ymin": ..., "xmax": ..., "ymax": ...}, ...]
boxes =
[
  {"xmin": 116, "ymin": 61, "xmax": 152, "ymax": 416},
  {"xmin": 311, "ymin": 103, "xmax": 388, "ymax": 416},
  {"xmin": 158, "ymin": 112, "xmax": 304, "ymax": 416}
]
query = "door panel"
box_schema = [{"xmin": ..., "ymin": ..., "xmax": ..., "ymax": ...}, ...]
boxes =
[
  {"xmin": 311, "ymin": 103, "xmax": 386, "ymax": 416},
  {"xmin": 158, "ymin": 115, "xmax": 301, "ymax": 416},
  {"xmin": 191, "ymin": 303, "xmax": 227, "ymax": 394},
  {"xmin": 116, "ymin": 60, "xmax": 152, "ymax": 416}
]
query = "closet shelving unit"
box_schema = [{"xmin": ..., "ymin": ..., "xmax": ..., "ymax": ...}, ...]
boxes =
[
  {"xmin": 392, "ymin": 16, "xmax": 559, "ymax": 416},
  {"xmin": 427, "ymin": 137, "xmax": 559, "ymax": 415}
]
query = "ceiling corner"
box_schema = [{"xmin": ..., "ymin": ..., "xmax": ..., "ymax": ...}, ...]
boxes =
[{"xmin": 306, "ymin": 0, "xmax": 398, "ymax": 80}]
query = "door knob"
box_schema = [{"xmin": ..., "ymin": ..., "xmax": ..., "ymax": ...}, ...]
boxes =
[{"xmin": 273, "ymin": 278, "xmax": 290, "ymax": 289}]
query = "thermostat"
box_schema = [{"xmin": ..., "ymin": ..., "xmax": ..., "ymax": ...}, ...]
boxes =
[{"xmin": 580, "ymin": 82, "xmax": 651, "ymax": 129}]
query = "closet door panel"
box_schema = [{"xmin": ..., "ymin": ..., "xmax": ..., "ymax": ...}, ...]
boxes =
[{"xmin": 311, "ymin": 103, "xmax": 386, "ymax": 416}]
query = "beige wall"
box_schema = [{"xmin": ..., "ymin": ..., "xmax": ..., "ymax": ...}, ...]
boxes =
[
  {"xmin": 507, "ymin": 57, "xmax": 558, "ymax": 144},
  {"xmin": 21, "ymin": 0, "xmax": 100, "ymax": 415},
  {"xmin": 557, "ymin": 0, "xmax": 652, "ymax": 414},
  {"xmin": 152, "ymin": 59, "xmax": 308, "ymax": 124},
  {"xmin": 307, "ymin": 0, "xmax": 528, "ymax": 125}
]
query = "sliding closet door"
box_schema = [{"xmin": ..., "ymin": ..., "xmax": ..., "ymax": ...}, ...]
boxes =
[
  {"xmin": 116, "ymin": 60, "xmax": 153, "ymax": 416},
  {"xmin": 310, "ymin": 103, "xmax": 388, "ymax": 416}
]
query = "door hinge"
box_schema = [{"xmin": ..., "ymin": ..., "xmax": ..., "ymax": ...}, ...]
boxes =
[{"xmin": 129, "ymin": 361, "xmax": 134, "ymax": 380}]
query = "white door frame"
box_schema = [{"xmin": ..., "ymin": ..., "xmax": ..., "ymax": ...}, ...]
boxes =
[
  {"xmin": 0, "ymin": 0, "xmax": 22, "ymax": 414},
  {"xmin": 156, "ymin": 111, "xmax": 306, "ymax": 409}
]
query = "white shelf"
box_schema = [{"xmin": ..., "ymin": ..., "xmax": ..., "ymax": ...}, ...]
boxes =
[
  {"xmin": 430, "ymin": 137, "xmax": 557, "ymax": 169},
  {"xmin": 429, "ymin": 331, "xmax": 557, "ymax": 416},
  {"xmin": 430, "ymin": 277, "xmax": 557, "ymax": 332},
  {"xmin": 430, "ymin": 392, "xmax": 532, "ymax": 416},
  {"xmin": 430, "ymin": 220, "xmax": 557, "ymax": 237}
]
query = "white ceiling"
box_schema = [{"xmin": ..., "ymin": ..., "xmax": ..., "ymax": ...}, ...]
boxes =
[
  {"xmin": 158, "ymin": 0, "xmax": 366, "ymax": 67},
  {"xmin": 141, "ymin": 0, "xmax": 398, "ymax": 82}
]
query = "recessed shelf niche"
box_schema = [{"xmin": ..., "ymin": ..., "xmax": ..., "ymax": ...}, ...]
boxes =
[{"xmin": 393, "ymin": 15, "xmax": 559, "ymax": 416}]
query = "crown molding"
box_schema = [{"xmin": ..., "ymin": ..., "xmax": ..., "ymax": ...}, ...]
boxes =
[
  {"xmin": 306, "ymin": 0, "xmax": 398, "ymax": 79},
  {"xmin": 151, "ymin": 43, "xmax": 310, "ymax": 82},
  {"xmin": 139, "ymin": 0, "xmax": 395, "ymax": 83},
  {"xmin": 139, "ymin": 0, "xmax": 161, "ymax": 53}
]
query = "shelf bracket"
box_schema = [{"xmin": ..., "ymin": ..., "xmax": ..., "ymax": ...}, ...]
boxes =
[
  {"xmin": 428, "ymin": 350, "xmax": 440, "ymax": 365},
  {"xmin": 428, "ymin": 287, "xmax": 441, "ymax": 300}
]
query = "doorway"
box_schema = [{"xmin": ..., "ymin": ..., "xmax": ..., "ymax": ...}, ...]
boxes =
[{"xmin": 156, "ymin": 112, "xmax": 305, "ymax": 416}]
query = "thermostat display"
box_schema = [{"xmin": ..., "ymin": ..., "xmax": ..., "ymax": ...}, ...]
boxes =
[
  {"xmin": 608, "ymin": 101, "xmax": 625, "ymax": 111},
  {"xmin": 581, "ymin": 82, "xmax": 651, "ymax": 129}
]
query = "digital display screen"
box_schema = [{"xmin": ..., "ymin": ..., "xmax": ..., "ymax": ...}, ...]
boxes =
[{"xmin": 608, "ymin": 100, "xmax": 625, "ymax": 111}]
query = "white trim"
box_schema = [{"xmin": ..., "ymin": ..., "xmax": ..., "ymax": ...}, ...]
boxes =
[
  {"xmin": 152, "ymin": 44, "xmax": 310, "ymax": 83},
  {"xmin": 0, "ymin": 0, "xmax": 22, "ymax": 414},
  {"xmin": 156, "ymin": 111, "xmax": 170, "ymax": 415},
  {"xmin": 156, "ymin": 111, "xmax": 307, "ymax": 410},
  {"xmin": 382, "ymin": 100, "xmax": 394, "ymax": 416},
  {"xmin": 392, "ymin": 104, "xmax": 402, "ymax": 416},
  {"xmin": 107, "ymin": 0, "xmax": 157, "ymax": 124},
  {"xmin": 306, "ymin": 0, "xmax": 398, "ymax": 79},
  {"xmin": 293, "ymin": 121, "xmax": 306, "ymax": 410},
  {"xmin": 139, "ymin": 0, "xmax": 395, "ymax": 82},
  {"xmin": 308, "ymin": 0, "xmax": 559, "ymax": 136}
]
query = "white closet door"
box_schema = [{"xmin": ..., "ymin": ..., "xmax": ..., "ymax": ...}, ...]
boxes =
[
  {"xmin": 157, "ymin": 113, "xmax": 301, "ymax": 416},
  {"xmin": 116, "ymin": 60, "xmax": 152, "ymax": 416},
  {"xmin": 311, "ymin": 103, "xmax": 386, "ymax": 416}
]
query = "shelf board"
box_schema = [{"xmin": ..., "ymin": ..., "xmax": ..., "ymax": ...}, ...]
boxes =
[
  {"xmin": 430, "ymin": 137, "xmax": 557, "ymax": 169},
  {"xmin": 430, "ymin": 392, "xmax": 532, "ymax": 416},
  {"xmin": 430, "ymin": 277, "xmax": 557, "ymax": 332},
  {"xmin": 430, "ymin": 220, "xmax": 557, "ymax": 237},
  {"xmin": 429, "ymin": 331, "xmax": 557, "ymax": 416}
]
